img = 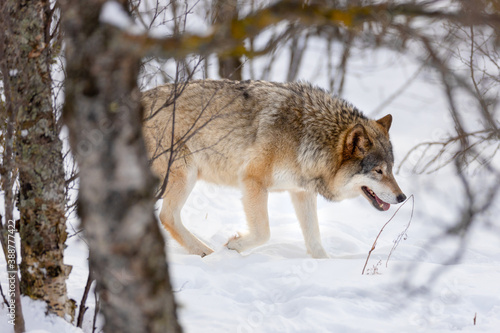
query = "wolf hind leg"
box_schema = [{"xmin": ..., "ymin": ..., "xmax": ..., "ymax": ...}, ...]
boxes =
[
  {"xmin": 290, "ymin": 191, "xmax": 329, "ymax": 259},
  {"xmin": 227, "ymin": 177, "xmax": 270, "ymax": 253},
  {"xmin": 159, "ymin": 166, "xmax": 214, "ymax": 257}
]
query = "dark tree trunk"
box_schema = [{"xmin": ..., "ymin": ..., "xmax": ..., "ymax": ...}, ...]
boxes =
[
  {"xmin": 61, "ymin": 0, "xmax": 181, "ymax": 332},
  {"xmin": 2, "ymin": 0, "xmax": 75, "ymax": 321},
  {"xmin": 213, "ymin": 0, "xmax": 243, "ymax": 80}
]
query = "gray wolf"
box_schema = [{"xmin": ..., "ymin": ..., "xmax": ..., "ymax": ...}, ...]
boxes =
[{"xmin": 142, "ymin": 80, "xmax": 406, "ymax": 258}]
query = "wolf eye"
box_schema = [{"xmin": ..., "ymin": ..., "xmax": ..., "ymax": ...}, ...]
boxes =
[{"xmin": 375, "ymin": 169, "xmax": 383, "ymax": 175}]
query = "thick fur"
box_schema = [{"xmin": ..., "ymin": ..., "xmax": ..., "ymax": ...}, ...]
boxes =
[{"xmin": 142, "ymin": 80, "xmax": 406, "ymax": 258}]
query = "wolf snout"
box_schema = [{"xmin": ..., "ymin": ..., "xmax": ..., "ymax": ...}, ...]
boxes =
[{"xmin": 396, "ymin": 193, "xmax": 406, "ymax": 203}]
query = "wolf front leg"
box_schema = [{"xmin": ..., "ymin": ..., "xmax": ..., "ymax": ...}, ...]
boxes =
[
  {"xmin": 159, "ymin": 168, "xmax": 214, "ymax": 257},
  {"xmin": 227, "ymin": 177, "xmax": 270, "ymax": 253},
  {"xmin": 290, "ymin": 191, "xmax": 329, "ymax": 259}
]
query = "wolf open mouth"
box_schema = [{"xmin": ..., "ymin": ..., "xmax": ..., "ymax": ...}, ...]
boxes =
[{"xmin": 362, "ymin": 186, "xmax": 390, "ymax": 211}]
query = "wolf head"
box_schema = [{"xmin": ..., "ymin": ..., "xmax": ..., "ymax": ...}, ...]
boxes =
[
  {"xmin": 302, "ymin": 112, "xmax": 406, "ymax": 211},
  {"xmin": 332, "ymin": 114, "xmax": 406, "ymax": 211}
]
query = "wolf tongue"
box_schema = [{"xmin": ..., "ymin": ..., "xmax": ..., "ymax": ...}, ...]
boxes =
[{"xmin": 374, "ymin": 194, "xmax": 390, "ymax": 211}]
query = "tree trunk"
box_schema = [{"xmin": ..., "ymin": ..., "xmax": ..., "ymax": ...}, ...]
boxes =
[
  {"xmin": 3, "ymin": 0, "xmax": 75, "ymax": 321},
  {"xmin": 61, "ymin": 0, "xmax": 182, "ymax": 332},
  {"xmin": 0, "ymin": 34, "xmax": 26, "ymax": 332},
  {"xmin": 213, "ymin": 0, "xmax": 243, "ymax": 80}
]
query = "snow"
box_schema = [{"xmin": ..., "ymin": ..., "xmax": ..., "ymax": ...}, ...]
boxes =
[
  {"xmin": 99, "ymin": 1, "xmax": 144, "ymax": 35},
  {"xmin": 2, "ymin": 8, "xmax": 500, "ymax": 333},
  {"xmin": 163, "ymin": 179, "xmax": 500, "ymax": 333},
  {"xmin": 0, "ymin": 297, "xmax": 82, "ymax": 333}
]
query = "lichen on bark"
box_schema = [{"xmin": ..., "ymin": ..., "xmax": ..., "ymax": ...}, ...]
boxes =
[{"xmin": 4, "ymin": 0, "xmax": 75, "ymax": 321}]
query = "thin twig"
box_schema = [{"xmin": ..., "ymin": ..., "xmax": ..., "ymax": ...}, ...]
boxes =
[
  {"xmin": 92, "ymin": 285, "xmax": 100, "ymax": 333},
  {"xmin": 362, "ymin": 195, "xmax": 414, "ymax": 275},
  {"xmin": 0, "ymin": 283, "xmax": 9, "ymax": 307},
  {"xmin": 469, "ymin": 26, "xmax": 499, "ymax": 133},
  {"xmin": 371, "ymin": 62, "xmax": 426, "ymax": 116},
  {"xmin": 76, "ymin": 267, "xmax": 93, "ymax": 328},
  {"xmin": 397, "ymin": 130, "xmax": 495, "ymax": 175},
  {"xmin": 386, "ymin": 195, "xmax": 415, "ymax": 267},
  {"xmin": 335, "ymin": 31, "xmax": 353, "ymax": 97}
]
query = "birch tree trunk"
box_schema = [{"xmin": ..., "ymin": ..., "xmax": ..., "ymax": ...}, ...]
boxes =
[
  {"xmin": 0, "ymin": 33, "xmax": 26, "ymax": 332},
  {"xmin": 61, "ymin": 0, "xmax": 181, "ymax": 331},
  {"xmin": 2, "ymin": 0, "xmax": 75, "ymax": 321}
]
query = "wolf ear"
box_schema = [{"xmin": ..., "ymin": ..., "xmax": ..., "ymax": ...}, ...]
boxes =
[
  {"xmin": 376, "ymin": 114, "xmax": 392, "ymax": 133},
  {"xmin": 345, "ymin": 124, "xmax": 371, "ymax": 157}
]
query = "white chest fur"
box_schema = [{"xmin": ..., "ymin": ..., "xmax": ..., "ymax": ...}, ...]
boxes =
[{"xmin": 268, "ymin": 169, "xmax": 305, "ymax": 192}]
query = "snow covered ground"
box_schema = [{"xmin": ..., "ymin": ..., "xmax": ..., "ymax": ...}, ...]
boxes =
[{"xmin": 2, "ymin": 39, "xmax": 500, "ymax": 333}]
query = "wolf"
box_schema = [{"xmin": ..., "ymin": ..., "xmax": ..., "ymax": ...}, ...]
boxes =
[{"xmin": 142, "ymin": 80, "xmax": 406, "ymax": 258}]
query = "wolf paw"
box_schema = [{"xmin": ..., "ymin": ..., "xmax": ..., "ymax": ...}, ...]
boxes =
[
  {"xmin": 226, "ymin": 233, "xmax": 245, "ymax": 252},
  {"xmin": 310, "ymin": 250, "xmax": 329, "ymax": 259},
  {"xmin": 226, "ymin": 231, "xmax": 269, "ymax": 253},
  {"xmin": 308, "ymin": 245, "xmax": 330, "ymax": 259},
  {"xmin": 199, "ymin": 248, "xmax": 214, "ymax": 258},
  {"xmin": 187, "ymin": 243, "xmax": 214, "ymax": 257}
]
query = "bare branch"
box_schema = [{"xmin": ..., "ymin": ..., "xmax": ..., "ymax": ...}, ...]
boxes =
[{"xmin": 120, "ymin": 1, "xmax": 500, "ymax": 60}]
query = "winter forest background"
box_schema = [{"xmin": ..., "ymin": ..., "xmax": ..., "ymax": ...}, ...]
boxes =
[{"xmin": 1, "ymin": 0, "xmax": 499, "ymax": 332}]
